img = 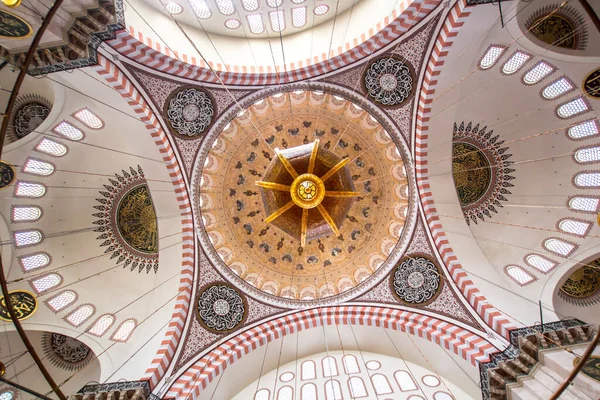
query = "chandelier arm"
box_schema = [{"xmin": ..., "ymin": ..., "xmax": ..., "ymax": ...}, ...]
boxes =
[
  {"xmin": 255, "ymin": 181, "xmax": 291, "ymax": 191},
  {"xmin": 301, "ymin": 208, "xmax": 308, "ymax": 247},
  {"xmin": 274, "ymin": 148, "xmax": 299, "ymax": 179},
  {"xmin": 320, "ymin": 158, "xmax": 350, "ymax": 183},
  {"xmin": 307, "ymin": 139, "xmax": 320, "ymax": 174},
  {"xmin": 316, "ymin": 204, "xmax": 340, "ymax": 237},
  {"xmin": 264, "ymin": 200, "xmax": 296, "ymax": 224},
  {"xmin": 325, "ymin": 191, "xmax": 361, "ymax": 197}
]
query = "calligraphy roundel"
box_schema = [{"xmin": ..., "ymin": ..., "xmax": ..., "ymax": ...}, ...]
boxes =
[
  {"xmin": 197, "ymin": 283, "xmax": 246, "ymax": 333},
  {"xmin": 583, "ymin": 68, "xmax": 600, "ymax": 100},
  {"xmin": 166, "ymin": 87, "xmax": 214, "ymax": 138},
  {"xmin": 0, "ymin": 290, "xmax": 37, "ymax": 321},
  {"xmin": 0, "ymin": 10, "xmax": 32, "ymax": 39},
  {"xmin": 391, "ymin": 255, "xmax": 442, "ymax": 306},
  {"xmin": 0, "ymin": 161, "xmax": 16, "ymax": 190}
]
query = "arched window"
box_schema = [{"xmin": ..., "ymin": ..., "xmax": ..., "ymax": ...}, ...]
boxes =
[
  {"xmin": 422, "ymin": 375, "xmax": 441, "ymax": 387},
  {"xmin": 35, "ymin": 138, "xmax": 67, "ymax": 157},
  {"xmin": 45, "ymin": 290, "xmax": 77, "ymax": 312},
  {"xmin": 434, "ymin": 393, "xmax": 453, "ymax": 400},
  {"xmin": 407, "ymin": 397, "xmax": 425, "ymax": 400},
  {"xmin": 348, "ymin": 377, "xmax": 368, "ymax": 398},
  {"xmin": 215, "ymin": 0, "xmax": 234, "ymax": 15},
  {"xmin": 189, "ymin": 0, "xmax": 211, "ymax": 18},
  {"xmin": 575, "ymin": 146, "xmax": 600, "ymax": 163},
  {"xmin": 301, "ymin": 383, "xmax": 317, "ymax": 400},
  {"xmin": 241, "ymin": 0, "xmax": 258, "ymax": 11},
  {"xmin": 12, "ymin": 206, "xmax": 42, "ymax": 222},
  {"xmin": 525, "ymin": 254, "xmax": 556, "ymax": 273},
  {"xmin": 501, "ymin": 51, "xmax": 531, "ymax": 75},
  {"xmin": 292, "ymin": 7, "xmax": 307, "ymax": 28},
  {"xmin": 247, "ymin": 14, "xmax": 265, "ymax": 34},
  {"xmin": 277, "ymin": 386, "xmax": 293, "ymax": 400},
  {"xmin": 302, "ymin": 360, "xmax": 316, "ymax": 380},
  {"xmin": 569, "ymin": 196, "xmax": 600, "ymax": 212},
  {"xmin": 270, "ymin": 10, "xmax": 285, "ymax": 32},
  {"xmin": 568, "ymin": 119, "xmax": 599, "ymax": 140},
  {"xmin": 322, "ymin": 356, "xmax": 338, "ymax": 377},
  {"xmin": 544, "ymin": 238, "xmax": 576, "ymax": 257},
  {"xmin": 13, "ymin": 230, "xmax": 43, "ymax": 248},
  {"xmin": 505, "ymin": 266, "xmax": 535, "ymax": 285},
  {"xmin": 0, "ymin": 390, "xmax": 14, "ymax": 400},
  {"xmin": 558, "ymin": 219, "xmax": 591, "ymax": 237},
  {"xmin": 574, "ymin": 172, "xmax": 600, "ymax": 188},
  {"xmin": 15, "ymin": 181, "xmax": 46, "ymax": 198},
  {"xmin": 53, "ymin": 121, "xmax": 84, "ymax": 141},
  {"xmin": 254, "ymin": 389, "xmax": 270, "ymax": 400},
  {"xmin": 556, "ymin": 97, "xmax": 589, "ymax": 119},
  {"xmin": 111, "ymin": 319, "xmax": 137, "ymax": 342},
  {"xmin": 18, "ymin": 252, "xmax": 50, "ymax": 272},
  {"xmin": 22, "ymin": 158, "xmax": 54, "ymax": 176},
  {"xmin": 87, "ymin": 314, "xmax": 116, "ymax": 336},
  {"xmin": 479, "ymin": 45, "xmax": 505, "ymax": 70},
  {"xmin": 523, "ymin": 61, "xmax": 554, "ymax": 84},
  {"xmin": 394, "ymin": 371, "xmax": 417, "ymax": 391},
  {"xmin": 73, "ymin": 108, "xmax": 104, "ymax": 129},
  {"xmin": 65, "ymin": 304, "xmax": 95, "ymax": 327},
  {"xmin": 542, "ymin": 77, "xmax": 574, "ymax": 100},
  {"xmin": 267, "ymin": 0, "xmax": 282, "ymax": 6},
  {"xmin": 371, "ymin": 374, "xmax": 393, "ymax": 395},
  {"xmin": 342, "ymin": 354, "xmax": 360, "ymax": 374},
  {"xmin": 324, "ymin": 380, "xmax": 342, "ymax": 400}
]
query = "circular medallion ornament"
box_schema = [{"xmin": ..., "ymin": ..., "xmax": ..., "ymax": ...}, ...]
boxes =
[
  {"xmin": 0, "ymin": 10, "xmax": 32, "ymax": 38},
  {"xmin": 0, "ymin": 161, "xmax": 16, "ymax": 190},
  {"xmin": 364, "ymin": 57, "xmax": 413, "ymax": 107},
  {"xmin": 392, "ymin": 256, "xmax": 441, "ymax": 305},
  {"xmin": 7, "ymin": 94, "xmax": 52, "ymax": 143},
  {"xmin": 583, "ymin": 68, "xmax": 600, "ymax": 100},
  {"xmin": 42, "ymin": 332, "xmax": 93, "ymax": 371},
  {"xmin": 197, "ymin": 284, "xmax": 246, "ymax": 333},
  {"xmin": 560, "ymin": 263, "xmax": 600, "ymax": 299},
  {"xmin": 166, "ymin": 87, "xmax": 214, "ymax": 137},
  {"xmin": 0, "ymin": 290, "xmax": 37, "ymax": 321},
  {"xmin": 574, "ymin": 356, "xmax": 600, "ymax": 383}
]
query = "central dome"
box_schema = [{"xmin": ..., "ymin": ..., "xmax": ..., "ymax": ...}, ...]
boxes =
[{"xmin": 197, "ymin": 89, "xmax": 411, "ymax": 304}]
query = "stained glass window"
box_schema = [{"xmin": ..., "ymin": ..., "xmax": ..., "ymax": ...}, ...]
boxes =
[
  {"xmin": 525, "ymin": 254, "xmax": 556, "ymax": 273},
  {"xmin": 73, "ymin": 108, "xmax": 104, "ymax": 129},
  {"xmin": 12, "ymin": 206, "xmax": 42, "ymax": 222},
  {"xmin": 542, "ymin": 77, "xmax": 574, "ymax": 99},
  {"xmin": 502, "ymin": 51, "xmax": 531, "ymax": 75},
  {"xmin": 523, "ymin": 61, "xmax": 554, "ymax": 84},
  {"xmin": 19, "ymin": 253, "xmax": 50, "ymax": 271},
  {"xmin": 569, "ymin": 196, "xmax": 599, "ymax": 212},
  {"xmin": 53, "ymin": 121, "xmax": 84, "ymax": 141},
  {"xmin": 14, "ymin": 230, "xmax": 43, "ymax": 247},
  {"xmin": 574, "ymin": 172, "xmax": 600, "ymax": 188},
  {"xmin": 544, "ymin": 238, "xmax": 575, "ymax": 256},
  {"xmin": 31, "ymin": 273, "xmax": 62, "ymax": 293},
  {"xmin": 23, "ymin": 159, "xmax": 54, "ymax": 176},
  {"xmin": 36, "ymin": 138, "xmax": 67, "ymax": 157},
  {"xmin": 568, "ymin": 120, "xmax": 599, "ymax": 139},
  {"xmin": 395, "ymin": 371, "xmax": 417, "ymax": 391},
  {"xmin": 88, "ymin": 314, "xmax": 116, "ymax": 336},
  {"xmin": 189, "ymin": 0, "xmax": 211, "ymax": 18},
  {"xmin": 557, "ymin": 97, "xmax": 589, "ymax": 119},
  {"xmin": 15, "ymin": 181, "xmax": 46, "ymax": 197},
  {"xmin": 292, "ymin": 7, "xmax": 307, "ymax": 27},
  {"xmin": 46, "ymin": 291, "xmax": 76, "ymax": 312},
  {"xmin": 65, "ymin": 305, "xmax": 95, "ymax": 326},
  {"xmin": 325, "ymin": 380, "xmax": 342, "ymax": 400},
  {"xmin": 558, "ymin": 219, "xmax": 590, "ymax": 236},
  {"xmin": 575, "ymin": 146, "xmax": 600, "ymax": 163},
  {"xmin": 343, "ymin": 354, "xmax": 360, "ymax": 374},
  {"xmin": 301, "ymin": 360, "xmax": 316, "ymax": 380},
  {"xmin": 270, "ymin": 10, "xmax": 285, "ymax": 32},
  {"xmin": 248, "ymin": 14, "xmax": 264, "ymax": 34},
  {"xmin": 372, "ymin": 374, "xmax": 393, "ymax": 394},
  {"xmin": 506, "ymin": 266, "xmax": 535, "ymax": 285},
  {"xmin": 111, "ymin": 319, "xmax": 137, "ymax": 341},
  {"xmin": 479, "ymin": 45, "xmax": 505, "ymax": 70},
  {"xmin": 348, "ymin": 377, "xmax": 368, "ymax": 398}
]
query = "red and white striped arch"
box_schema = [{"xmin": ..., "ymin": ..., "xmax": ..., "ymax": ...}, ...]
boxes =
[
  {"xmin": 414, "ymin": 0, "xmax": 517, "ymax": 339},
  {"xmin": 110, "ymin": 0, "xmax": 440, "ymax": 85},
  {"xmin": 166, "ymin": 306, "xmax": 496, "ymax": 399},
  {"xmin": 92, "ymin": 53, "xmax": 195, "ymax": 388}
]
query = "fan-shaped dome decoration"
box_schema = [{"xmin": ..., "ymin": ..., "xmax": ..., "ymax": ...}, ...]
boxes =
[
  {"xmin": 42, "ymin": 332, "xmax": 93, "ymax": 371},
  {"xmin": 197, "ymin": 284, "xmax": 246, "ymax": 333},
  {"xmin": 363, "ymin": 57, "xmax": 414, "ymax": 107},
  {"xmin": 526, "ymin": 4, "xmax": 587, "ymax": 50},
  {"xmin": 7, "ymin": 94, "xmax": 52, "ymax": 143},
  {"xmin": 452, "ymin": 121, "xmax": 515, "ymax": 225},
  {"xmin": 392, "ymin": 255, "xmax": 441, "ymax": 305},
  {"xmin": 166, "ymin": 87, "xmax": 214, "ymax": 137}
]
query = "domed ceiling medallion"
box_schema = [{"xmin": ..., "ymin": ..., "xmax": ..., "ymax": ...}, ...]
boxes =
[
  {"xmin": 363, "ymin": 57, "xmax": 414, "ymax": 107},
  {"xmin": 526, "ymin": 5, "xmax": 587, "ymax": 50},
  {"xmin": 452, "ymin": 121, "xmax": 515, "ymax": 225},
  {"xmin": 197, "ymin": 284, "xmax": 246, "ymax": 333},
  {"xmin": 559, "ymin": 260, "xmax": 600, "ymax": 306},
  {"xmin": 7, "ymin": 94, "xmax": 52, "ymax": 143},
  {"xmin": 195, "ymin": 88, "xmax": 413, "ymax": 306},
  {"xmin": 0, "ymin": 161, "xmax": 16, "ymax": 190},
  {"xmin": 166, "ymin": 87, "xmax": 214, "ymax": 138},
  {"xmin": 42, "ymin": 332, "xmax": 93, "ymax": 371},
  {"xmin": 93, "ymin": 166, "xmax": 159, "ymax": 273},
  {"xmin": 256, "ymin": 140, "xmax": 359, "ymax": 247},
  {"xmin": 391, "ymin": 255, "xmax": 441, "ymax": 306}
]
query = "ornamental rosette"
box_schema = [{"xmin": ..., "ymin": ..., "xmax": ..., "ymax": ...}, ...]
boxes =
[
  {"xmin": 167, "ymin": 88, "xmax": 214, "ymax": 137},
  {"xmin": 364, "ymin": 58, "xmax": 413, "ymax": 107},
  {"xmin": 197, "ymin": 284, "xmax": 246, "ymax": 333},
  {"xmin": 392, "ymin": 256, "xmax": 441, "ymax": 305}
]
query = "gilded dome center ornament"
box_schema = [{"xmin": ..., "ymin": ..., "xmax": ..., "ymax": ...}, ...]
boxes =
[
  {"xmin": 392, "ymin": 256, "xmax": 441, "ymax": 306},
  {"xmin": 197, "ymin": 284, "xmax": 246, "ymax": 333},
  {"xmin": 364, "ymin": 57, "xmax": 414, "ymax": 107}
]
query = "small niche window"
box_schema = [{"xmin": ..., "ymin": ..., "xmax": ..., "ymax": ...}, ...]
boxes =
[
  {"xmin": 544, "ymin": 238, "xmax": 576, "ymax": 256},
  {"xmin": 292, "ymin": 7, "xmax": 307, "ymax": 27},
  {"xmin": 568, "ymin": 120, "xmax": 599, "ymax": 140},
  {"xmin": 523, "ymin": 61, "xmax": 554, "ymax": 84},
  {"xmin": 574, "ymin": 172, "xmax": 600, "ymax": 188},
  {"xmin": 322, "ymin": 356, "xmax": 338, "ymax": 377},
  {"xmin": 14, "ymin": 230, "xmax": 43, "ymax": 247},
  {"xmin": 542, "ymin": 77, "xmax": 574, "ymax": 99},
  {"xmin": 189, "ymin": 0, "xmax": 211, "ymax": 18},
  {"xmin": 270, "ymin": 10, "xmax": 285, "ymax": 32},
  {"xmin": 53, "ymin": 121, "xmax": 84, "ymax": 141},
  {"xmin": 372, "ymin": 374, "xmax": 393, "ymax": 395},
  {"xmin": 302, "ymin": 360, "xmax": 316, "ymax": 380},
  {"xmin": 247, "ymin": 14, "xmax": 265, "ymax": 34},
  {"xmin": 575, "ymin": 146, "xmax": 600, "ymax": 163},
  {"xmin": 348, "ymin": 377, "xmax": 368, "ymax": 398},
  {"xmin": 46, "ymin": 290, "xmax": 76, "ymax": 312},
  {"xmin": 558, "ymin": 219, "xmax": 591, "ymax": 237},
  {"xmin": 30, "ymin": 273, "xmax": 62, "ymax": 294},
  {"xmin": 502, "ymin": 51, "xmax": 531, "ymax": 74},
  {"xmin": 325, "ymin": 380, "xmax": 342, "ymax": 400},
  {"xmin": 506, "ymin": 266, "xmax": 535, "ymax": 285},
  {"xmin": 215, "ymin": 0, "xmax": 234, "ymax": 15},
  {"xmin": 111, "ymin": 319, "xmax": 137, "ymax": 342},
  {"xmin": 569, "ymin": 196, "xmax": 600, "ymax": 212},
  {"xmin": 15, "ymin": 181, "xmax": 46, "ymax": 198},
  {"xmin": 342, "ymin": 355, "xmax": 360, "ymax": 374},
  {"xmin": 254, "ymin": 389, "xmax": 270, "ymax": 400},
  {"xmin": 73, "ymin": 108, "xmax": 104, "ymax": 129},
  {"xmin": 366, "ymin": 360, "xmax": 381, "ymax": 370},
  {"xmin": 422, "ymin": 375, "xmax": 441, "ymax": 387},
  {"xmin": 88, "ymin": 314, "xmax": 116, "ymax": 336},
  {"xmin": 241, "ymin": 0, "xmax": 258, "ymax": 11},
  {"xmin": 19, "ymin": 253, "xmax": 50, "ymax": 271},
  {"xmin": 65, "ymin": 305, "xmax": 95, "ymax": 327},
  {"xmin": 314, "ymin": 4, "xmax": 329, "ymax": 15},
  {"xmin": 301, "ymin": 383, "xmax": 317, "ymax": 400},
  {"xmin": 525, "ymin": 254, "xmax": 556, "ymax": 273},
  {"xmin": 35, "ymin": 138, "xmax": 67, "ymax": 157},
  {"xmin": 12, "ymin": 206, "xmax": 42, "ymax": 222},
  {"xmin": 277, "ymin": 386, "xmax": 293, "ymax": 400},
  {"xmin": 557, "ymin": 97, "xmax": 590, "ymax": 119},
  {"xmin": 479, "ymin": 46, "xmax": 506, "ymax": 69},
  {"xmin": 394, "ymin": 371, "xmax": 417, "ymax": 391},
  {"xmin": 23, "ymin": 158, "xmax": 54, "ymax": 176}
]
